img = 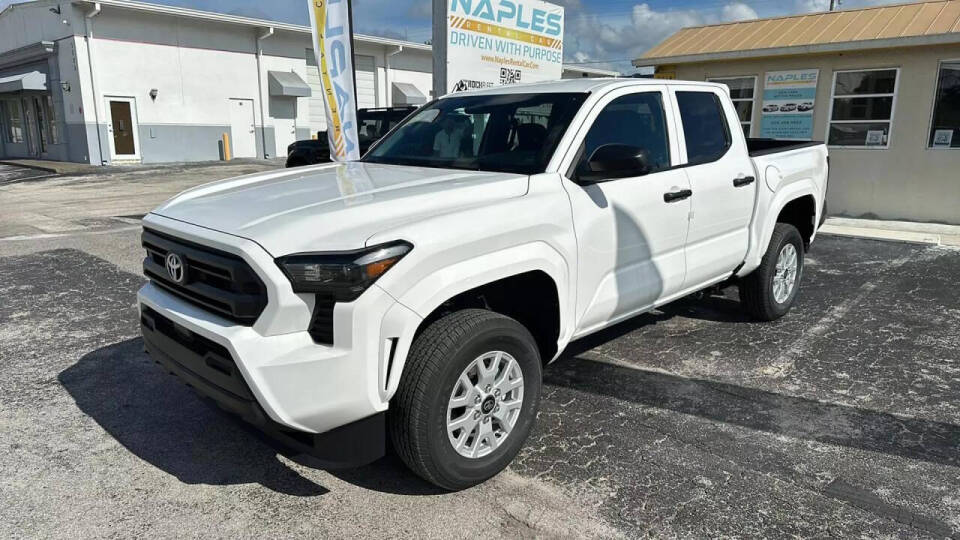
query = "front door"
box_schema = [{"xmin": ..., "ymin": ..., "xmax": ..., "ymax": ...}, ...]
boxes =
[
  {"xmin": 31, "ymin": 96, "xmax": 49, "ymax": 155},
  {"xmin": 671, "ymin": 88, "xmax": 756, "ymax": 289},
  {"xmin": 21, "ymin": 98, "xmax": 40, "ymax": 157},
  {"xmin": 106, "ymin": 97, "xmax": 140, "ymax": 161},
  {"xmin": 228, "ymin": 98, "xmax": 257, "ymax": 158},
  {"xmin": 564, "ymin": 87, "xmax": 691, "ymax": 337}
]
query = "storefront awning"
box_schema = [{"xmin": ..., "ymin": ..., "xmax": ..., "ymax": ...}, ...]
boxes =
[
  {"xmin": 392, "ymin": 82, "xmax": 426, "ymax": 106},
  {"xmin": 0, "ymin": 71, "xmax": 47, "ymax": 93},
  {"xmin": 268, "ymin": 71, "xmax": 310, "ymax": 97}
]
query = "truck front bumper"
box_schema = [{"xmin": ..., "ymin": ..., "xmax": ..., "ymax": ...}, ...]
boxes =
[
  {"xmin": 139, "ymin": 299, "xmax": 388, "ymax": 467},
  {"xmin": 137, "ymin": 278, "xmax": 421, "ymax": 467}
]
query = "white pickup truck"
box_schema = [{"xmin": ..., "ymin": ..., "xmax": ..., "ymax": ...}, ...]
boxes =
[{"xmin": 138, "ymin": 79, "xmax": 828, "ymax": 490}]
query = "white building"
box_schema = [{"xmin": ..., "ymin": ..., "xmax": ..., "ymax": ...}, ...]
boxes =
[{"xmin": 0, "ymin": 0, "xmax": 617, "ymax": 165}]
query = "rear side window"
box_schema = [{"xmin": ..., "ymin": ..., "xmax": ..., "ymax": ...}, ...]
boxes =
[
  {"xmin": 580, "ymin": 92, "xmax": 671, "ymax": 174},
  {"xmin": 676, "ymin": 91, "xmax": 731, "ymax": 164}
]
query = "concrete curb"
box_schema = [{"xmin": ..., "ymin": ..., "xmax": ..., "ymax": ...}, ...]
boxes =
[
  {"xmin": 0, "ymin": 160, "xmax": 58, "ymax": 174},
  {"xmin": 819, "ymin": 224, "xmax": 942, "ymax": 246},
  {"xmin": 819, "ymin": 217, "xmax": 960, "ymax": 247}
]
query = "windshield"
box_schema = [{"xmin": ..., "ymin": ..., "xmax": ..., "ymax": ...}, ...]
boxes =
[
  {"xmin": 356, "ymin": 109, "xmax": 414, "ymax": 146},
  {"xmin": 363, "ymin": 93, "xmax": 588, "ymax": 174}
]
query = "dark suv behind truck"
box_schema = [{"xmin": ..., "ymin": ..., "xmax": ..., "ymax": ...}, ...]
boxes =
[{"xmin": 285, "ymin": 106, "xmax": 417, "ymax": 167}]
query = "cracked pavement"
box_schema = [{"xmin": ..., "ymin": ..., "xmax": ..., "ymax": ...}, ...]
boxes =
[{"xmin": 1, "ymin": 166, "xmax": 958, "ymax": 538}]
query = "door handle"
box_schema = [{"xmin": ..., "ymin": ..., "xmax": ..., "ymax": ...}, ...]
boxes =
[
  {"xmin": 663, "ymin": 189, "xmax": 693, "ymax": 203},
  {"xmin": 733, "ymin": 176, "xmax": 755, "ymax": 187}
]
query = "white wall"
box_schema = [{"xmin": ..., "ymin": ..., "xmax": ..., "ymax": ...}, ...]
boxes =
[{"xmin": 2, "ymin": 3, "xmax": 435, "ymax": 163}]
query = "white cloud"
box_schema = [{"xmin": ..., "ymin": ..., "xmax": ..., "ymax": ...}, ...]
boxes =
[
  {"xmin": 564, "ymin": 2, "xmax": 760, "ymax": 71},
  {"xmin": 795, "ymin": 0, "xmax": 831, "ymax": 13},
  {"xmin": 721, "ymin": 2, "xmax": 759, "ymax": 22}
]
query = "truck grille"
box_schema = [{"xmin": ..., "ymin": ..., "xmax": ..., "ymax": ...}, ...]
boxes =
[{"xmin": 142, "ymin": 228, "xmax": 267, "ymax": 325}]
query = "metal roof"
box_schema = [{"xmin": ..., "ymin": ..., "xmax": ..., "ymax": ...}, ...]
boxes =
[
  {"xmin": 0, "ymin": 70, "xmax": 47, "ymax": 93},
  {"xmin": 267, "ymin": 71, "xmax": 311, "ymax": 97},
  {"xmin": 638, "ymin": 0, "xmax": 960, "ymax": 66}
]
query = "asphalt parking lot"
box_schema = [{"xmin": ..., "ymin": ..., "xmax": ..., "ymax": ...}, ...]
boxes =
[
  {"xmin": 0, "ymin": 163, "xmax": 56, "ymax": 186},
  {"xmin": 1, "ymin": 166, "xmax": 958, "ymax": 538}
]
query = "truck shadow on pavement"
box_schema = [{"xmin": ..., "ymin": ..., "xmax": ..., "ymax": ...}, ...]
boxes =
[
  {"xmin": 59, "ymin": 338, "xmax": 330, "ymax": 497},
  {"xmin": 553, "ymin": 326, "xmax": 960, "ymax": 469},
  {"xmin": 60, "ymin": 338, "xmax": 448, "ymax": 496}
]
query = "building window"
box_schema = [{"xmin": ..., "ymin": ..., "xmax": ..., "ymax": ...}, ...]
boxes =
[
  {"xmin": 708, "ymin": 76, "xmax": 755, "ymax": 137},
  {"xmin": 0, "ymin": 100, "xmax": 24, "ymax": 144},
  {"xmin": 929, "ymin": 62, "xmax": 960, "ymax": 148},
  {"xmin": 828, "ymin": 68, "xmax": 899, "ymax": 148}
]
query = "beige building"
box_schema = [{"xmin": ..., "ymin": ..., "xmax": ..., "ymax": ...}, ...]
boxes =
[{"xmin": 637, "ymin": 0, "xmax": 960, "ymax": 224}]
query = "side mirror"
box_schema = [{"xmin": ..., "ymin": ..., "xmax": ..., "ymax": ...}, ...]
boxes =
[{"xmin": 578, "ymin": 144, "xmax": 650, "ymax": 183}]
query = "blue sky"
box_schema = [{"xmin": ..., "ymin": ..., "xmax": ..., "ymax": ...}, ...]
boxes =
[{"xmin": 2, "ymin": 0, "xmax": 906, "ymax": 72}]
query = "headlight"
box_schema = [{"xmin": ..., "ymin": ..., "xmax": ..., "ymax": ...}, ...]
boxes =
[{"xmin": 276, "ymin": 241, "xmax": 412, "ymax": 301}]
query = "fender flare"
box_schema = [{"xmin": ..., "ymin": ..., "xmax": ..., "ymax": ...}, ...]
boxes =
[
  {"xmin": 397, "ymin": 241, "xmax": 572, "ymax": 340},
  {"xmin": 740, "ymin": 180, "xmax": 819, "ymax": 276}
]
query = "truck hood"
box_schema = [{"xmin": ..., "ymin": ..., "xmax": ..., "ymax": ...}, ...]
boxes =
[{"xmin": 151, "ymin": 162, "xmax": 528, "ymax": 255}]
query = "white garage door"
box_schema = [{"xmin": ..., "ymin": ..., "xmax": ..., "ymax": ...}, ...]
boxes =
[{"xmin": 306, "ymin": 50, "xmax": 376, "ymax": 134}]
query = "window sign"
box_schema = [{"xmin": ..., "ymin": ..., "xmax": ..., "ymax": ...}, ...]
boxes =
[
  {"xmin": 760, "ymin": 69, "xmax": 819, "ymax": 140},
  {"xmin": 865, "ymin": 130, "xmax": 885, "ymax": 146},
  {"xmin": 933, "ymin": 129, "xmax": 954, "ymax": 148}
]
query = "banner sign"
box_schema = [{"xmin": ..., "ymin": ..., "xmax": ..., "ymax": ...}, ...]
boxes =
[
  {"xmin": 308, "ymin": 0, "xmax": 360, "ymax": 161},
  {"xmin": 441, "ymin": 0, "xmax": 564, "ymax": 94},
  {"xmin": 760, "ymin": 69, "xmax": 819, "ymax": 140}
]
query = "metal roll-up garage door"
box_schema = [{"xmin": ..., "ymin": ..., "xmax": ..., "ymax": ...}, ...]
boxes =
[{"xmin": 306, "ymin": 49, "xmax": 376, "ymax": 133}]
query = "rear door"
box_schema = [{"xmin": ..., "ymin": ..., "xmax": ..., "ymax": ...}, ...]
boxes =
[
  {"xmin": 562, "ymin": 85, "xmax": 692, "ymax": 336},
  {"xmin": 672, "ymin": 86, "xmax": 756, "ymax": 289}
]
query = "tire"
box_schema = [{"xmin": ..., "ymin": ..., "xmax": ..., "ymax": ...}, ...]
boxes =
[
  {"xmin": 740, "ymin": 223, "xmax": 804, "ymax": 321},
  {"xmin": 285, "ymin": 157, "xmax": 307, "ymax": 168},
  {"xmin": 389, "ymin": 309, "xmax": 542, "ymax": 491}
]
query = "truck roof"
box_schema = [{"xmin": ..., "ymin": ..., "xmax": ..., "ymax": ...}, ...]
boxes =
[{"xmin": 443, "ymin": 77, "xmax": 728, "ymax": 98}]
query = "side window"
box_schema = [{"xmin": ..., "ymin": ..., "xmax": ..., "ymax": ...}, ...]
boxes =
[
  {"xmin": 676, "ymin": 91, "xmax": 731, "ymax": 165},
  {"xmin": 578, "ymin": 92, "xmax": 671, "ymax": 175}
]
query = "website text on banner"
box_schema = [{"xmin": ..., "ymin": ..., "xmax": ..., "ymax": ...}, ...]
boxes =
[
  {"xmin": 760, "ymin": 69, "xmax": 819, "ymax": 141},
  {"xmin": 308, "ymin": 0, "xmax": 361, "ymax": 161},
  {"xmin": 444, "ymin": 0, "xmax": 564, "ymax": 93}
]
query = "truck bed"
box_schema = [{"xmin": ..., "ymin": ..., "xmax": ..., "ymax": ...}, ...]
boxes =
[{"xmin": 746, "ymin": 138, "xmax": 824, "ymax": 157}]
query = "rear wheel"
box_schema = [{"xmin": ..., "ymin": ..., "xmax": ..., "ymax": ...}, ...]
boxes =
[
  {"xmin": 389, "ymin": 309, "xmax": 542, "ymax": 491},
  {"xmin": 740, "ymin": 223, "xmax": 804, "ymax": 321}
]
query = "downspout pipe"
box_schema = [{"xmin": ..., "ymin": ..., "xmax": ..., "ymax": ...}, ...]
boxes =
[
  {"xmin": 255, "ymin": 27, "xmax": 274, "ymax": 159},
  {"xmin": 84, "ymin": 2, "xmax": 104, "ymax": 164},
  {"xmin": 385, "ymin": 46, "xmax": 403, "ymax": 107}
]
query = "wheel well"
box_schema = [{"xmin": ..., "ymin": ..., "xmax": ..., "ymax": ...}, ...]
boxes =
[
  {"xmin": 417, "ymin": 271, "xmax": 561, "ymax": 362},
  {"xmin": 777, "ymin": 195, "xmax": 816, "ymax": 249}
]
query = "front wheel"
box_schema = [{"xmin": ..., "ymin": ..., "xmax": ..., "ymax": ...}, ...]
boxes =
[
  {"xmin": 389, "ymin": 309, "xmax": 542, "ymax": 491},
  {"xmin": 740, "ymin": 223, "xmax": 804, "ymax": 321}
]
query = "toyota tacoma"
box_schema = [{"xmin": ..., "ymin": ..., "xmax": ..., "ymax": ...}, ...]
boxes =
[{"xmin": 139, "ymin": 79, "xmax": 828, "ymax": 490}]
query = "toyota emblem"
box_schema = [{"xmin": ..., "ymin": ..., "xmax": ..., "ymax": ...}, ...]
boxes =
[{"xmin": 165, "ymin": 252, "xmax": 187, "ymax": 284}]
